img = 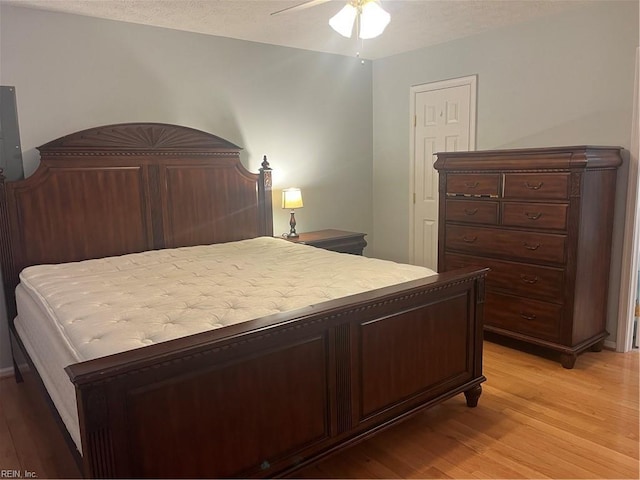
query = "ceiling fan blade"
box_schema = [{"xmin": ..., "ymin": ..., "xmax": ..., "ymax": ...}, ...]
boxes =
[{"xmin": 270, "ymin": 0, "xmax": 332, "ymax": 16}]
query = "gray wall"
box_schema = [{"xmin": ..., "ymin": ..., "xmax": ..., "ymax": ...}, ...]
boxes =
[
  {"xmin": 0, "ymin": 5, "xmax": 373, "ymax": 370},
  {"xmin": 370, "ymin": 0, "xmax": 639, "ymax": 343}
]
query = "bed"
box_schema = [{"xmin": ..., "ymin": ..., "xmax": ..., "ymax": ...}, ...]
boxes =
[{"xmin": 0, "ymin": 123, "xmax": 487, "ymax": 478}]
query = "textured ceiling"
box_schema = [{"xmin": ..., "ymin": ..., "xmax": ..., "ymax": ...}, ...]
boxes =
[{"xmin": 2, "ymin": 0, "xmax": 583, "ymax": 60}]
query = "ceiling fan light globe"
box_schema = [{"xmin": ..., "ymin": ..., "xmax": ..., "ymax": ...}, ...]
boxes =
[
  {"xmin": 329, "ymin": 4, "xmax": 357, "ymax": 38},
  {"xmin": 358, "ymin": 1, "xmax": 390, "ymax": 39}
]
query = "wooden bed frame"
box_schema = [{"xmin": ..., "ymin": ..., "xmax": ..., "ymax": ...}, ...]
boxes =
[{"xmin": 0, "ymin": 123, "xmax": 487, "ymax": 478}]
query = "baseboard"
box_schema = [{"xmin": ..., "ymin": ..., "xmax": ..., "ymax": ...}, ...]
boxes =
[
  {"xmin": 604, "ymin": 339, "xmax": 617, "ymax": 351},
  {"xmin": 0, "ymin": 363, "xmax": 28, "ymax": 379}
]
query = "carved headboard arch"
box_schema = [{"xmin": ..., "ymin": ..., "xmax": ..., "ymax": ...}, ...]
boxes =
[
  {"xmin": 0, "ymin": 123, "xmax": 273, "ymax": 320},
  {"xmin": 38, "ymin": 122, "xmax": 243, "ymax": 152}
]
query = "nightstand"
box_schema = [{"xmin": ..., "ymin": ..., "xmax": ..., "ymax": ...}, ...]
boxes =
[{"xmin": 284, "ymin": 229, "xmax": 367, "ymax": 255}]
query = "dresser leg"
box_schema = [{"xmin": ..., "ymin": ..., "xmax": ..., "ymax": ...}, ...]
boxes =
[
  {"xmin": 560, "ymin": 353, "xmax": 577, "ymax": 369},
  {"xmin": 590, "ymin": 339, "xmax": 605, "ymax": 352},
  {"xmin": 464, "ymin": 384, "xmax": 482, "ymax": 407}
]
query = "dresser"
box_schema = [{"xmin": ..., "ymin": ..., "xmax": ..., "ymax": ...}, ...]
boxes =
[
  {"xmin": 434, "ymin": 146, "xmax": 622, "ymax": 368},
  {"xmin": 283, "ymin": 229, "xmax": 367, "ymax": 255}
]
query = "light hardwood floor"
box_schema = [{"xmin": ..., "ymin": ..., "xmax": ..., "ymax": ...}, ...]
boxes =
[{"xmin": 1, "ymin": 340, "xmax": 638, "ymax": 479}]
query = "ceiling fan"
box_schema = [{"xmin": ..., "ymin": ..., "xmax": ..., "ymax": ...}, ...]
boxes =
[{"xmin": 271, "ymin": 0, "xmax": 391, "ymax": 40}]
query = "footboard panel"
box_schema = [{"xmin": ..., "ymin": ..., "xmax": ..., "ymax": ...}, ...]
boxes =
[
  {"xmin": 66, "ymin": 267, "xmax": 487, "ymax": 478},
  {"xmin": 358, "ymin": 289, "xmax": 473, "ymax": 421},
  {"xmin": 127, "ymin": 336, "xmax": 331, "ymax": 478}
]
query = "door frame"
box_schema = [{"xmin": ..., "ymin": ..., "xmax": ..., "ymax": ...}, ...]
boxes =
[
  {"xmin": 615, "ymin": 47, "xmax": 639, "ymax": 352},
  {"xmin": 409, "ymin": 75, "xmax": 477, "ymax": 265},
  {"xmin": 617, "ymin": 151, "xmax": 639, "ymax": 351}
]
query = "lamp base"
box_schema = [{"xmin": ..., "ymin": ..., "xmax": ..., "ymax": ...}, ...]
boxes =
[
  {"xmin": 287, "ymin": 211, "xmax": 299, "ymax": 238},
  {"xmin": 285, "ymin": 232, "xmax": 299, "ymax": 239}
]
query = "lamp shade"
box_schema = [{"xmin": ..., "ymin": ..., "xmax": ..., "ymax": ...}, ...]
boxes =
[
  {"xmin": 282, "ymin": 188, "xmax": 303, "ymax": 209},
  {"xmin": 359, "ymin": 1, "xmax": 390, "ymax": 39},
  {"xmin": 329, "ymin": 4, "xmax": 358, "ymax": 38},
  {"xmin": 329, "ymin": 0, "xmax": 390, "ymax": 40}
]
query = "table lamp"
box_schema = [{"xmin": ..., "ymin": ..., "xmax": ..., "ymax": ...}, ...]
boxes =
[{"xmin": 282, "ymin": 187, "xmax": 303, "ymax": 238}]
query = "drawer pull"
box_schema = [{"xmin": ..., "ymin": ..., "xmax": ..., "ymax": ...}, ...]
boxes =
[
  {"xmin": 520, "ymin": 274, "xmax": 539, "ymax": 284},
  {"xmin": 463, "ymin": 235, "xmax": 478, "ymax": 243},
  {"xmin": 520, "ymin": 312, "xmax": 537, "ymax": 321},
  {"xmin": 523, "ymin": 242, "xmax": 541, "ymax": 251},
  {"xmin": 525, "ymin": 181, "xmax": 544, "ymax": 190},
  {"xmin": 465, "ymin": 182, "xmax": 479, "ymax": 189},
  {"xmin": 464, "ymin": 208, "xmax": 478, "ymax": 215},
  {"xmin": 525, "ymin": 212, "xmax": 542, "ymax": 220}
]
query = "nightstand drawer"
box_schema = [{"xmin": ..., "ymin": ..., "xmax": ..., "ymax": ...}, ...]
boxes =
[
  {"xmin": 485, "ymin": 291, "xmax": 561, "ymax": 341},
  {"xmin": 445, "ymin": 225, "xmax": 566, "ymax": 264},
  {"xmin": 503, "ymin": 173, "xmax": 569, "ymax": 200},
  {"xmin": 446, "ymin": 174, "xmax": 500, "ymax": 197},
  {"xmin": 308, "ymin": 238, "xmax": 366, "ymax": 255},
  {"xmin": 445, "ymin": 253, "xmax": 564, "ymax": 302},
  {"xmin": 445, "ymin": 199, "xmax": 499, "ymax": 224},
  {"xmin": 502, "ymin": 202, "xmax": 568, "ymax": 230}
]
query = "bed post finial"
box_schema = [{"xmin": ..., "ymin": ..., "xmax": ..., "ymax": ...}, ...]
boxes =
[{"xmin": 261, "ymin": 155, "xmax": 271, "ymax": 171}]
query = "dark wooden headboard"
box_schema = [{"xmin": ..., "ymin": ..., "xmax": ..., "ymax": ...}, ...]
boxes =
[{"xmin": 0, "ymin": 122, "xmax": 273, "ymax": 320}]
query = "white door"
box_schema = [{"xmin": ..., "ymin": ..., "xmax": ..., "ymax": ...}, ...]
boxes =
[{"xmin": 410, "ymin": 76, "xmax": 477, "ymax": 270}]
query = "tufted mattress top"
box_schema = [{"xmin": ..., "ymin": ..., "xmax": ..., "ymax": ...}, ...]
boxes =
[{"xmin": 19, "ymin": 236, "xmax": 435, "ymax": 363}]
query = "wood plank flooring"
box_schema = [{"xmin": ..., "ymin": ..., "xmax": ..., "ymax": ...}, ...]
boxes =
[{"xmin": 0, "ymin": 340, "xmax": 638, "ymax": 479}]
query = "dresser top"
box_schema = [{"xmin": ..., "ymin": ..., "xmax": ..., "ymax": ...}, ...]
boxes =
[{"xmin": 434, "ymin": 145, "xmax": 622, "ymax": 172}]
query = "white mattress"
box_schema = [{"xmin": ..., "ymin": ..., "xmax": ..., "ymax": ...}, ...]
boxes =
[{"xmin": 15, "ymin": 236, "xmax": 436, "ymax": 452}]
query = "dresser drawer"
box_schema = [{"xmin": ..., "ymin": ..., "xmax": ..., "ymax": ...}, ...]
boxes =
[
  {"xmin": 503, "ymin": 173, "xmax": 569, "ymax": 200},
  {"xmin": 445, "ymin": 225, "xmax": 566, "ymax": 264},
  {"xmin": 502, "ymin": 202, "xmax": 568, "ymax": 230},
  {"xmin": 444, "ymin": 253, "xmax": 564, "ymax": 303},
  {"xmin": 445, "ymin": 199, "xmax": 499, "ymax": 224},
  {"xmin": 446, "ymin": 174, "xmax": 500, "ymax": 197},
  {"xmin": 485, "ymin": 291, "xmax": 561, "ymax": 341}
]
